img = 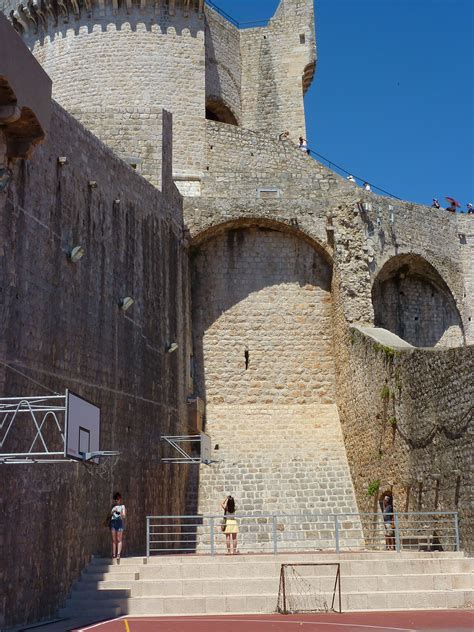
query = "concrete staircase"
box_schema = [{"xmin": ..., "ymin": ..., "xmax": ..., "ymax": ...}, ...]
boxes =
[
  {"xmin": 60, "ymin": 552, "xmax": 473, "ymax": 619},
  {"xmin": 196, "ymin": 404, "xmax": 362, "ymax": 550}
]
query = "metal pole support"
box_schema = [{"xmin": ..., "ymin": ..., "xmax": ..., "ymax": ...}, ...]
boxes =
[
  {"xmin": 394, "ymin": 513, "xmax": 401, "ymax": 552},
  {"xmin": 454, "ymin": 512, "xmax": 460, "ymax": 551},
  {"xmin": 146, "ymin": 516, "xmax": 150, "ymax": 558},
  {"xmin": 210, "ymin": 517, "xmax": 215, "ymax": 556},
  {"xmin": 334, "ymin": 514, "xmax": 340, "ymax": 553}
]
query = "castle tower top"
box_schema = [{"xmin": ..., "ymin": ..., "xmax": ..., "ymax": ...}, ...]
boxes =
[{"xmin": 7, "ymin": 0, "xmax": 205, "ymax": 34}]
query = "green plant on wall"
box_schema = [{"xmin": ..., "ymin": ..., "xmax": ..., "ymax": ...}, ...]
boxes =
[
  {"xmin": 367, "ymin": 479, "xmax": 380, "ymax": 497},
  {"xmin": 380, "ymin": 385, "xmax": 390, "ymax": 401},
  {"xmin": 373, "ymin": 342, "xmax": 396, "ymax": 359},
  {"xmin": 389, "ymin": 417, "xmax": 397, "ymax": 428}
]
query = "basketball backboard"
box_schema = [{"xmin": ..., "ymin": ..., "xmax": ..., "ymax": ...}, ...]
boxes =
[{"xmin": 65, "ymin": 391, "xmax": 100, "ymax": 463}]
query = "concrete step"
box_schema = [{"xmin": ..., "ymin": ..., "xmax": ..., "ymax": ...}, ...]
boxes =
[
  {"xmin": 138, "ymin": 558, "xmax": 473, "ymax": 580},
  {"xmin": 59, "ymin": 605, "xmax": 123, "ymax": 618},
  {"xmin": 144, "ymin": 550, "xmax": 467, "ymax": 563},
  {"xmin": 124, "ymin": 589, "xmax": 472, "ymax": 615},
  {"xmin": 69, "ymin": 589, "xmax": 131, "ymax": 601},
  {"xmin": 128, "ymin": 573, "xmax": 473, "ymax": 597}
]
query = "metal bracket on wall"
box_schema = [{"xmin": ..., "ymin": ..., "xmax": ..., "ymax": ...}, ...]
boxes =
[{"xmin": 161, "ymin": 433, "xmax": 213, "ymax": 465}]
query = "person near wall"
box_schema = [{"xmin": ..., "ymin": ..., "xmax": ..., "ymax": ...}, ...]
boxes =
[
  {"xmin": 109, "ymin": 491, "xmax": 126, "ymax": 564},
  {"xmin": 347, "ymin": 174, "xmax": 356, "ymax": 183},
  {"xmin": 467, "ymin": 203, "xmax": 474, "ymax": 214},
  {"xmin": 379, "ymin": 491, "xmax": 395, "ymax": 551},
  {"xmin": 298, "ymin": 136, "xmax": 309, "ymax": 154},
  {"xmin": 221, "ymin": 495, "xmax": 239, "ymax": 555},
  {"xmin": 431, "ymin": 198, "xmax": 441, "ymax": 209},
  {"xmin": 363, "ymin": 182, "xmax": 371, "ymax": 191},
  {"xmin": 279, "ymin": 130, "xmax": 290, "ymax": 140}
]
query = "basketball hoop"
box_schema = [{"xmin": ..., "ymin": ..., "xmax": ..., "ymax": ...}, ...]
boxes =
[{"xmin": 81, "ymin": 453, "xmax": 120, "ymax": 480}]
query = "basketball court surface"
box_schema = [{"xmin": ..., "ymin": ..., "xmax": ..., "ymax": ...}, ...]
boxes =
[{"xmin": 73, "ymin": 611, "xmax": 473, "ymax": 632}]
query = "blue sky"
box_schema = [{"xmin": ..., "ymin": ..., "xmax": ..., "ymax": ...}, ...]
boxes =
[{"xmin": 210, "ymin": 0, "xmax": 473, "ymax": 209}]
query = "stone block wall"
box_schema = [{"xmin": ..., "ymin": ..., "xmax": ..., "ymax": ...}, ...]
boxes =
[
  {"xmin": 191, "ymin": 226, "xmax": 335, "ymax": 406},
  {"xmin": 240, "ymin": 0, "xmax": 316, "ymax": 140},
  {"xmin": 334, "ymin": 326, "xmax": 473, "ymax": 553},
  {"xmin": 0, "ymin": 103, "xmax": 192, "ymax": 628},
  {"xmin": 14, "ymin": 4, "xmax": 206, "ymax": 182},
  {"xmin": 205, "ymin": 6, "xmax": 242, "ymax": 123}
]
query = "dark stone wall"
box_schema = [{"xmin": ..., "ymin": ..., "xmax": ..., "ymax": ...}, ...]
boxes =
[{"xmin": 0, "ymin": 103, "xmax": 192, "ymax": 628}]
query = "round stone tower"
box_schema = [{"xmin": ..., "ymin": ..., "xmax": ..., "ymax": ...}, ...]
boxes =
[{"xmin": 6, "ymin": 0, "xmax": 207, "ymax": 189}]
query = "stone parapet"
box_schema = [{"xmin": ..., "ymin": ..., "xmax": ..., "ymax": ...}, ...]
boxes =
[{"xmin": 7, "ymin": 0, "xmax": 205, "ymax": 34}]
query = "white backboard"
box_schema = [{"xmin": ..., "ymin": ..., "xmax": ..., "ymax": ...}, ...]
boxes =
[{"xmin": 65, "ymin": 391, "xmax": 100, "ymax": 463}]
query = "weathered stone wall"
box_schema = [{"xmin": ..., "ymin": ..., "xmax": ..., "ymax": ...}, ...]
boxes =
[
  {"xmin": 12, "ymin": 4, "xmax": 206, "ymax": 184},
  {"xmin": 191, "ymin": 226, "xmax": 335, "ymax": 406},
  {"xmin": 205, "ymin": 6, "xmax": 241, "ymax": 124},
  {"xmin": 334, "ymin": 326, "xmax": 473, "ymax": 553},
  {"xmin": 457, "ymin": 215, "xmax": 474, "ymax": 343},
  {"xmin": 240, "ymin": 0, "xmax": 316, "ymax": 140},
  {"xmin": 0, "ymin": 103, "xmax": 192, "ymax": 628}
]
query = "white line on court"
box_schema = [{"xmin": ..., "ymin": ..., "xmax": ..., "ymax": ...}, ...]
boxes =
[{"xmin": 77, "ymin": 616, "xmax": 416, "ymax": 632}]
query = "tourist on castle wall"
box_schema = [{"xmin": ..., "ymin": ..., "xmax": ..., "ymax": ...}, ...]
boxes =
[
  {"xmin": 298, "ymin": 136, "xmax": 309, "ymax": 153},
  {"xmin": 467, "ymin": 203, "xmax": 473, "ymax": 214},
  {"xmin": 221, "ymin": 495, "xmax": 239, "ymax": 555},
  {"xmin": 347, "ymin": 174, "xmax": 356, "ymax": 183},
  {"xmin": 279, "ymin": 130, "xmax": 290, "ymax": 140},
  {"xmin": 431, "ymin": 198, "xmax": 441, "ymax": 209},
  {"xmin": 364, "ymin": 182, "xmax": 371, "ymax": 191},
  {"xmin": 108, "ymin": 491, "xmax": 126, "ymax": 564},
  {"xmin": 379, "ymin": 491, "xmax": 395, "ymax": 551}
]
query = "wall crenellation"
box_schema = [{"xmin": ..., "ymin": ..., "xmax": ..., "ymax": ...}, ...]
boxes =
[{"xmin": 8, "ymin": 0, "xmax": 206, "ymax": 34}]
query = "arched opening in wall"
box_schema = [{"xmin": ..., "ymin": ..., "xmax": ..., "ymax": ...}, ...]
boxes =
[
  {"xmin": 191, "ymin": 220, "xmax": 334, "ymax": 407},
  {"xmin": 205, "ymin": 97, "xmax": 238, "ymax": 126},
  {"xmin": 372, "ymin": 254, "xmax": 464, "ymax": 348}
]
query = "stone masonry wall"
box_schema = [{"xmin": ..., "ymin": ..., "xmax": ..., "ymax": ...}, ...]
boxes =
[
  {"xmin": 191, "ymin": 226, "xmax": 335, "ymax": 406},
  {"xmin": 334, "ymin": 326, "xmax": 473, "ymax": 553},
  {"xmin": 240, "ymin": 0, "xmax": 316, "ymax": 140},
  {"xmin": 0, "ymin": 103, "xmax": 192, "ymax": 628},
  {"xmin": 457, "ymin": 215, "xmax": 474, "ymax": 343},
  {"xmin": 205, "ymin": 6, "xmax": 242, "ymax": 123},
  {"xmin": 17, "ymin": 6, "xmax": 206, "ymax": 182}
]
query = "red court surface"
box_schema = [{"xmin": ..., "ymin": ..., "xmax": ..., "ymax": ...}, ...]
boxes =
[{"xmin": 74, "ymin": 611, "xmax": 474, "ymax": 632}]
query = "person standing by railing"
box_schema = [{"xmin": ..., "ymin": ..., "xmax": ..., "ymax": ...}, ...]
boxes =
[
  {"xmin": 379, "ymin": 491, "xmax": 395, "ymax": 550},
  {"xmin": 221, "ymin": 495, "xmax": 239, "ymax": 555}
]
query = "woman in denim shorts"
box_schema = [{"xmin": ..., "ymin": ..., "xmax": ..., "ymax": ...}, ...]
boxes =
[{"xmin": 110, "ymin": 492, "xmax": 126, "ymax": 564}]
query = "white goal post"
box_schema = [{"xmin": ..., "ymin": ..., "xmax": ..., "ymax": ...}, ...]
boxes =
[{"xmin": 277, "ymin": 562, "xmax": 342, "ymax": 614}]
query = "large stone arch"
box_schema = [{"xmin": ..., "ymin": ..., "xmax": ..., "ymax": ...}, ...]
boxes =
[
  {"xmin": 190, "ymin": 219, "xmax": 335, "ymax": 406},
  {"xmin": 372, "ymin": 254, "xmax": 465, "ymax": 347}
]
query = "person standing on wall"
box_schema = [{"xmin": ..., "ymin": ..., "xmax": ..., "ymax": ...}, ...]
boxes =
[
  {"xmin": 221, "ymin": 495, "xmax": 239, "ymax": 555},
  {"xmin": 298, "ymin": 136, "xmax": 309, "ymax": 153},
  {"xmin": 109, "ymin": 491, "xmax": 126, "ymax": 564}
]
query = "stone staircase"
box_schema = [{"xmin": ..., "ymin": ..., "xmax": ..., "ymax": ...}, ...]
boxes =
[
  {"xmin": 196, "ymin": 404, "xmax": 363, "ymax": 550},
  {"xmin": 59, "ymin": 551, "xmax": 473, "ymax": 620}
]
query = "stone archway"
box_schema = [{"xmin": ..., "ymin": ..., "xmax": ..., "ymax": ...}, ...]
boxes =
[
  {"xmin": 190, "ymin": 221, "xmax": 360, "ymax": 533},
  {"xmin": 205, "ymin": 97, "xmax": 238, "ymax": 126},
  {"xmin": 372, "ymin": 254, "xmax": 464, "ymax": 348},
  {"xmin": 191, "ymin": 222, "xmax": 335, "ymax": 406}
]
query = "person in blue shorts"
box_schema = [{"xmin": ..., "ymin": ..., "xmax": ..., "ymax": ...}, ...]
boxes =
[{"xmin": 110, "ymin": 491, "xmax": 126, "ymax": 564}]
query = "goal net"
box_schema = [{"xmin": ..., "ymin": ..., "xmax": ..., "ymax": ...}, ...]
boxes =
[{"xmin": 277, "ymin": 563, "xmax": 341, "ymax": 614}]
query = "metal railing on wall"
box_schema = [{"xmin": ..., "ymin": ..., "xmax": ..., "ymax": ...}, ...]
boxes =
[
  {"xmin": 205, "ymin": 0, "xmax": 269, "ymax": 29},
  {"xmin": 146, "ymin": 511, "xmax": 460, "ymax": 556}
]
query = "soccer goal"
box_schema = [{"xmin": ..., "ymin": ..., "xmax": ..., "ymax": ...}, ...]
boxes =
[{"xmin": 277, "ymin": 563, "xmax": 341, "ymax": 614}]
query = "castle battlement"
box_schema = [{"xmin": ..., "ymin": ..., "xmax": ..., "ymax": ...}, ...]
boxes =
[{"xmin": 8, "ymin": 0, "xmax": 204, "ymax": 34}]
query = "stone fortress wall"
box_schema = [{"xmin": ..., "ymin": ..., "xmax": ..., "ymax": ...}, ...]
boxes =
[
  {"xmin": 1, "ymin": 0, "xmax": 473, "ymax": 626},
  {"xmin": 0, "ymin": 102, "xmax": 193, "ymax": 625}
]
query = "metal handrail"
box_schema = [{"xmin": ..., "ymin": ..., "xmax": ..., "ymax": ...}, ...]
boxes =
[{"xmin": 146, "ymin": 511, "xmax": 460, "ymax": 556}]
